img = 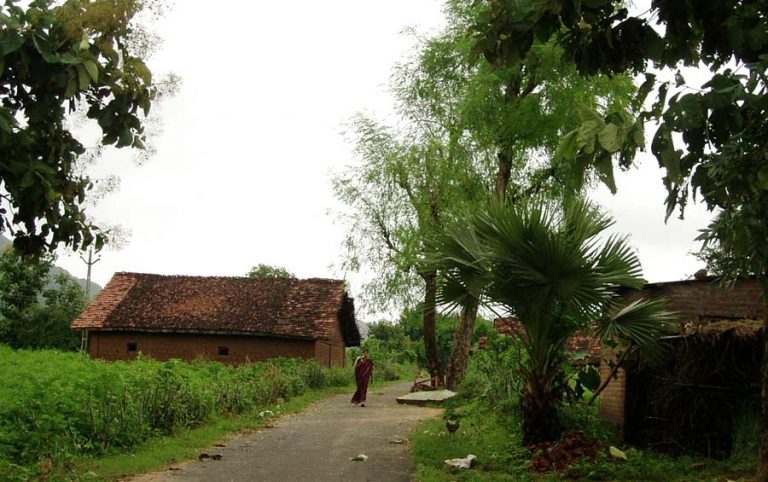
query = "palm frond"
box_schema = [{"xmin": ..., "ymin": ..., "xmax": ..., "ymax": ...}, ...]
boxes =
[
  {"xmin": 594, "ymin": 234, "xmax": 644, "ymax": 289},
  {"xmin": 597, "ymin": 298, "xmax": 675, "ymax": 362}
]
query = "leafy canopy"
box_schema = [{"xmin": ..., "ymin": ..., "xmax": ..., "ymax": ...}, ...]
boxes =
[
  {"xmin": 468, "ymin": 0, "xmax": 768, "ymax": 284},
  {"xmin": 246, "ymin": 264, "xmax": 295, "ymax": 279},
  {"xmin": 433, "ymin": 198, "xmax": 671, "ymax": 362},
  {"xmin": 0, "ymin": 0, "xmax": 162, "ymax": 254},
  {"xmin": 431, "ymin": 198, "xmax": 672, "ymax": 442},
  {"xmin": 0, "ymin": 248, "xmax": 85, "ymax": 350}
]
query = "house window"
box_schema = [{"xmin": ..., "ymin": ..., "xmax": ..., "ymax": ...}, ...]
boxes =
[
  {"xmin": 127, "ymin": 342, "xmax": 138, "ymax": 352},
  {"xmin": 218, "ymin": 346, "xmax": 229, "ymax": 356}
]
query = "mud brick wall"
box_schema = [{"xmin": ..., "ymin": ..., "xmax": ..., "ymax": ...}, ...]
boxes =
[
  {"xmin": 89, "ymin": 331, "xmax": 338, "ymax": 366},
  {"xmin": 598, "ymin": 277, "xmax": 768, "ymax": 430},
  {"xmin": 621, "ymin": 278, "xmax": 768, "ymax": 326},
  {"xmin": 598, "ymin": 361, "xmax": 627, "ymax": 431}
]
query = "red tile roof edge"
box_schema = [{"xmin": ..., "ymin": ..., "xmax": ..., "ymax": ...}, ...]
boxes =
[{"xmin": 72, "ymin": 272, "xmax": 359, "ymax": 345}]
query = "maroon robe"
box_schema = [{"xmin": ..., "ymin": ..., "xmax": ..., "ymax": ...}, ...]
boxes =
[{"xmin": 351, "ymin": 357, "xmax": 374, "ymax": 404}]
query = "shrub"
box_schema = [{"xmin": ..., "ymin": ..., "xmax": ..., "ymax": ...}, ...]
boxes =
[{"xmin": 0, "ymin": 346, "xmax": 360, "ymax": 475}]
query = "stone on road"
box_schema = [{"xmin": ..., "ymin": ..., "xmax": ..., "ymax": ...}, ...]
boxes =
[{"xmin": 128, "ymin": 381, "xmax": 441, "ymax": 482}]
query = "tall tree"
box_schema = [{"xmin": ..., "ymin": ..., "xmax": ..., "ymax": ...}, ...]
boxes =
[
  {"xmin": 0, "ymin": 248, "xmax": 86, "ymax": 350},
  {"xmin": 334, "ymin": 113, "xmax": 485, "ymax": 382},
  {"xmin": 0, "ymin": 249, "xmax": 51, "ymax": 344},
  {"xmin": 468, "ymin": 0, "xmax": 768, "ymax": 475},
  {"xmin": 0, "ymin": 0, "xmax": 168, "ymax": 255},
  {"xmin": 416, "ymin": 1, "xmax": 637, "ymax": 389},
  {"xmin": 22, "ymin": 273, "xmax": 86, "ymax": 350}
]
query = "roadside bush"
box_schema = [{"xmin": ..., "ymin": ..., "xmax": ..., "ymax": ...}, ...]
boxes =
[
  {"xmin": 377, "ymin": 360, "xmax": 401, "ymax": 381},
  {"xmin": 347, "ymin": 336, "xmax": 415, "ymax": 381},
  {"xmin": 458, "ymin": 333, "xmax": 524, "ymax": 415},
  {"xmin": 0, "ymin": 346, "xmax": 357, "ymax": 475}
]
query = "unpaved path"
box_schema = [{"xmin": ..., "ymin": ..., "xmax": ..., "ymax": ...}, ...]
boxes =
[{"xmin": 128, "ymin": 381, "xmax": 441, "ymax": 482}]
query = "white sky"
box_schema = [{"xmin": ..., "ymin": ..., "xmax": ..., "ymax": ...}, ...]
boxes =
[{"xmin": 55, "ymin": 0, "xmax": 714, "ymax": 315}]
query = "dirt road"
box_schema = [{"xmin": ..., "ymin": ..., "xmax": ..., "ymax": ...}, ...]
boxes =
[{"xmin": 128, "ymin": 381, "xmax": 441, "ymax": 482}]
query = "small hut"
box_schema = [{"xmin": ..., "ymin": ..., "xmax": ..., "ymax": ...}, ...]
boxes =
[{"xmin": 623, "ymin": 320, "xmax": 761, "ymax": 457}]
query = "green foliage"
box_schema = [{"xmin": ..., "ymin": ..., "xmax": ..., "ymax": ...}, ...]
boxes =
[
  {"xmin": 398, "ymin": 306, "xmax": 493, "ymax": 374},
  {"xmin": 19, "ymin": 273, "xmax": 85, "ymax": 350},
  {"xmin": 471, "ymin": 0, "xmax": 768, "ymax": 288},
  {"xmin": 469, "ymin": 0, "xmax": 765, "ymax": 75},
  {"xmin": 246, "ymin": 264, "xmax": 295, "ymax": 279},
  {"xmin": 457, "ymin": 334, "xmax": 525, "ymax": 416},
  {"xmin": 412, "ymin": 404, "xmax": 533, "ymax": 481},
  {"xmin": 0, "ymin": 249, "xmax": 85, "ymax": 350},
  {"xmin": 0, "ymin": 248, "xmax": 51, "ymax": 341},
  {"xmin": 0, "ymin": 347, "xmax": 358, "ymax": 477},
  {"xmin": 433, "ymin": 199, "xmax": 672, "ymax": 442},
  {"xmin": 0, "ymin": 0, "xmax": 164, "ymax": 254},
  {"xmin": 412, "ymin": 392, "xmax": 756, "ymax": 481},
  {"xmin": 347, "ymin": 324, "xmax": 418, "ymax": 382}
]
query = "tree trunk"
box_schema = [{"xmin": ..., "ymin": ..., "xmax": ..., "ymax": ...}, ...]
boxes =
[
  {"xmin": 521, "ymin": 375, "xmax": 563, "ymax": 446},
  {"xmin": 445, "ymin": 299, "xmax": 479, "ymax": 390},
  {"xmin": 495, "ymin": 150, "xmax": 513, "ymax": 202},
  {"xmin": 759, "ymin": 316, "xmax": 768, "ymax": 481},
  {"xmin": 421, "ymin": 271, "xmax": 442, "ymax": 386}
]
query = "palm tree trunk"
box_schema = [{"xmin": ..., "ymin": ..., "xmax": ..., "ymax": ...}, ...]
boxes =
[
  {"xmin": 495, "ymin": 150, "xmax": 512, "ymax": 202},
  {"xmin": 421, "ymin": 271, "xmax": 443, "ymax": 386},
  {"xmin": 445, "ymin": 299, "xmax": 479, "ymax": 390},
  {"xmin": 521, "ymin": 374, "xmax": 563, "ymax": 445}
]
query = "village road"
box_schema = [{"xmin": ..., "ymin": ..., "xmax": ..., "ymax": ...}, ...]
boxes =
[{"xmin": 127, "ymin": 381, "xmax": 441, "ymax": 482}]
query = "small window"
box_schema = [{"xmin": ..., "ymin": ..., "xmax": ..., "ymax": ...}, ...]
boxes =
[
  {"xmin": 218, "ymin": 346, "xmax": 229, "ymax": 356},
  {"xmin": 127, "ymin": 342, "xmax": 138, "ymax": 352}
]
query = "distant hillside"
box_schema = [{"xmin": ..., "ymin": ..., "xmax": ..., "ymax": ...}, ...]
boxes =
[
  {"xmin": 48, "ymin": 265, "xmax": 102, "ymax": 299},
  {"xmin": 0, "ymin": 235, "xmax": 102, "ymax": 299}
]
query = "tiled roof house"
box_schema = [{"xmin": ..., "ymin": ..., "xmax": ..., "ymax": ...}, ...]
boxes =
[{"xmin": 72, "ymin": 272, "xmax": 360, "ymax": 367}]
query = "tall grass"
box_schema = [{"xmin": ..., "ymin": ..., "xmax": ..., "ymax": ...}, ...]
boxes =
[{"xmin": 0, "ymin": 346, "xmax": 354, "ymax": 477}]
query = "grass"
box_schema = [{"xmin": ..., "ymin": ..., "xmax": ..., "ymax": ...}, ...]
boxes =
[
  {"xmin": 410, "ymin": 398, "xmax": 757, "ymax": 481},
  {"xmin": 0, "ymin": 344, "xmax": 415, "ymax": 481},
  {"xmin": 56, "ymin": 374, "xmax": 415, "ymax": 481}
]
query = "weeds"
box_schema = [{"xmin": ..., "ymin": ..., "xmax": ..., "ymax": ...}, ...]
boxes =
[
  {"xmin": 0, "ymin": 346, "xmax": 362, "ymax": 477},
  {"xmin": 411, "ymin": 338, "xmax": 757, "ymax": 481}
]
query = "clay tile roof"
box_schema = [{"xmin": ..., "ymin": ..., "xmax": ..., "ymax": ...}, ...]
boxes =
[
  {"xmin": 494, "ymin": 318, "xmax": 601, "ymax": 363},
  {"xmin": 72, "ymin": 272, "xmax": 360, "ymax": 346}
]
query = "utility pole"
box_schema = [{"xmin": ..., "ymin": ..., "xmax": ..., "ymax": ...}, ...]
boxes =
[
  {"xmin": 79, "ymin": 247, "xmax": 101, "ymax": 352},
  {"xmin": 79, "ymin": 247, "xmax": 101, "ymax": 301}
]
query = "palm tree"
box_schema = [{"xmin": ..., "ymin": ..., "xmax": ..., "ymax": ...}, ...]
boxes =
[{"xmin": 432, "ymin": 199, "xmax": 672, "ymax": 445}]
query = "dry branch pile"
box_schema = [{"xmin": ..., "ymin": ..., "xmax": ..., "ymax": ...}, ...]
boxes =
[
  {"xmin": 625, "ymin": 319, "xmax": 762, "ymax": 457},
  {"xmin": 528, "ymin": 429, "xmax": 608, "ymax": 472}
]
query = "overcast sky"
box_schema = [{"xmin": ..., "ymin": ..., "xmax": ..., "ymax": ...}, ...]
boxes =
[{"xmin": 55, "ymin": 0, "xmax": 714, "ymax": 316}]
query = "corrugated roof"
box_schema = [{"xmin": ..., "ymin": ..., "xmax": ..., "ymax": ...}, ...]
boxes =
[{"xmin": 72, "ymin": 272, "xmax": 360, "ymax": 345}]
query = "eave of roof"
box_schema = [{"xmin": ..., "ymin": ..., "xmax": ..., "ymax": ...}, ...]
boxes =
[{"xmin": 72, "ymin": 272, "xmax": 360, "ymax": 344}]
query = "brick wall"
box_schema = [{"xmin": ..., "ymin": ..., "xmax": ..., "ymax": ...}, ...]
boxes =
[
  {"xmin": 598, "ymin": 361, "xmax": 626, "ymax": 431},
  {"xmin": 622, "ymin": 278, "xmax": 768, "ymax": 326},
  {"xmin": 313, "ymin": 341, "xmax": 346, "ymax": 367},
  {"xmin": 597, "ymin": 278, "xmax": 768, "ymax": 433},
  {"xmin": 89, "ymin": 331, "xmax": 326, "ymax": 365}
]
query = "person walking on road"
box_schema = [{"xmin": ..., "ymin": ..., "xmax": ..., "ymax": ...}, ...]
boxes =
[{"xmin": 351, "ymin": 350, "xmax": 374, "ymax": 407}]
